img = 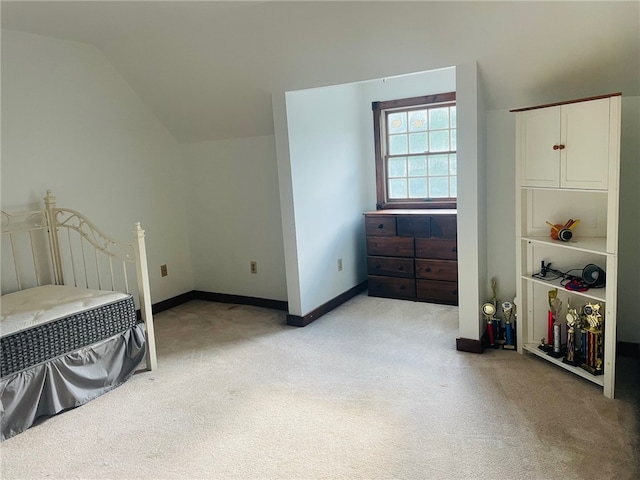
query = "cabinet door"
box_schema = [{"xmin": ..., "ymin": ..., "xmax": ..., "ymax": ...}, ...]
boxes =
[
  {"xmin": 560, "ymin": 99, "xmax": 610, "ymax": 190},
  {"xmin": 519, "ymin": 106, "xmax": 561, "ymax": 188}
]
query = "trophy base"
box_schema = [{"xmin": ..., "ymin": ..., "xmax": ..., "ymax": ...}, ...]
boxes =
[
  {"xmin": 503, "ymin": 344, "xmax": 516, "ymax": 350},
  {"xmin": 580, "ymin": 363, "xmax": 603, "ymax": 376},
  {"xmin": 562, "ymin": 357, "xmax": 581, "ymax": 367},
  {"xmin": 547, "ymin": 350, "xmax": 564, "ymax": 359}
]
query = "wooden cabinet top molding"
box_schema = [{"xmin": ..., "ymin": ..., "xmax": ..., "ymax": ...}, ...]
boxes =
[{"xmin": 510, "ymin": 92, "xmax": 621, "ymax": 113}]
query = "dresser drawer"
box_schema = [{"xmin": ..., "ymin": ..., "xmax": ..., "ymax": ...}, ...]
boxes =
[
  {"xmin": 397, "ymin": 216, "xmax": 430, "ymax": 237},
  {"xmin": 415, "ymin": 238, "xmax": 457, "ymax": 260},
  {"xmin": 365, "ymin": 216, "xmax": 397, "ymax": 236},
  {"xmin": 366, "ymin": 237, "xmax": 414, "ymax": 257},
  {"xmin": 416, "ymin": 279, "xmax": 458, "ymax": 305},
  {"xmin": 415, "ymin": 259, "xmax": 458, "ymax": 282},
  {"xmin": 430, "ymin": 215, "xmax": 457, "ymax": 238},
  {"xmin": 368, "ymin": 275, "xmax": 416, "ymax": 299},
  {"xmin": 367, "ymin": 256, "xmax": 414, "ymax": 278}
]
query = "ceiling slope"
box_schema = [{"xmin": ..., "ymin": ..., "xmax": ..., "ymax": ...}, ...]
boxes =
[{"xmin": 2, "ymin": 1, "xmax": 639, "ymax": 143}]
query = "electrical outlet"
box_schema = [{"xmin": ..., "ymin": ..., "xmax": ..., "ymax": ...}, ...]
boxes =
[
  {"xmin": 250, "ymin": 261, "xmax": 258, "ymax": 274},
  {"xmin": 337, "ymin": 258, "xmax": 343, "ymax": 271},
  {"xmin": 160, "ymin": 264, "xmax": 168, "ymax": 277}
]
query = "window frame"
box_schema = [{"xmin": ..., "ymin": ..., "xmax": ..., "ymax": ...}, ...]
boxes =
[{"xmin": 372, "ymin": 92, "xmax": 457, "ymax": 210}]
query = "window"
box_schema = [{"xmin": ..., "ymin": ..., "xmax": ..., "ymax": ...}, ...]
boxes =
[{"xmin": 373, "ymin": 92, "xmax": 456, "ymax": 209}]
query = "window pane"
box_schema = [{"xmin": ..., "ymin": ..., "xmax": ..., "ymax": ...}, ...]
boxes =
[
  {"xmin": 429, "ymin": 177, "xmax": 449, "ymax": 198},
  {"xmin": 388, "ymin": 179, "xmax": 407, "ymax": 199},
  {"xmin": 409, "ymin": 110, "xmax": 427, "ymax": 132},
  {"xmin": 429, "ymin": 107, "xmax": 449, "ymax": 130},
  {"xmin": 450, "ymin": 129, "xmax": 457, "ymax": 150},
  {"xmin": 389, "ymin": 134, "xmax": 408, "ymax": 154},
  {"xmin": 408, "ymin": 156, "xmax": 427, "ymax": 176},
  {"xmin": 408, "ymin": 133, "xmax": 427, "ymax": 153},
  {"xmin": 428, "ymin": 130, "xmax": 449, "ymax": 152},
  {"xmin": 450, "ymin": 176, "xmax": 457, "ymax": 197},
  {"xmin": 450, "ymin": 106, "xmax": 456, "ymax": 128},
  {"xmin": 388, "ymin": 157, "xmax": 406, "ymax": 178},
  {"xmin": 428, "ymin": 155, "xmax": 448, "ymax": 176},
  {"xmin": 387, "ymin": 112, "xmax": 406, "ymax": 134},
  {"xmin": 409, "ymin": 178, "xmax": 427, "ymax": 198},
  {"xmin": 449, "ymin": 154, "xmax": 457, "ymax": 175}
]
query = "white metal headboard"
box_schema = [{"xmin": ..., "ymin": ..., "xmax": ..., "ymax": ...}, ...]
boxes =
[{"xmin": 1, "ymin": 190, "xmax": 157, "ymax": 370}]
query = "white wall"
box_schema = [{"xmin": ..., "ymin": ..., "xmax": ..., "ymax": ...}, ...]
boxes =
[
  {"xmin": 485, "ymin": 109, "xmax": 517, "ymax": 313},
  {"xmin": 1, "ymin": 30, "xmax": 194, "ymax": 303},
  {"xmin": 455, "ymin": 63, "xmax": 487, "ymax": 340},
  {"xmin": 181, "ymin": 135, "xmax": 287, "ymax": 301},
  {"xmin": 617, "ymin": 97, "xmax": 640, "ymax": 343},
  {"xmin": 277, "ymin": 82, "xmax": 368, "ymax": 316}
]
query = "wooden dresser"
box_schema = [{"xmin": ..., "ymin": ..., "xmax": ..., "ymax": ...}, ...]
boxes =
[{"xmin": 364, "ymin": 210, "xmax": 458, "ymax": 306}]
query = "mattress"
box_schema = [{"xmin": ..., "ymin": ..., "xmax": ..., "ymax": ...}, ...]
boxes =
[{"xmin": 1, "ymin": 285, "xmax": 137, "ymax": 377}]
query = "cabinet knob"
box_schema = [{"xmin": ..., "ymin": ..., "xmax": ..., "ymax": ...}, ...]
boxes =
[
  {"xmin": 378, "ymin": 224, "xmax": 384, "ymax": 229},
  {"xmin": 399, "ymin": 285, "xmax": 405, "ymax": 290},
  {"xmin": 452, "ymin": 246, "xmax": 457, "ymax": 253},
  {"xmin": 553, "ymin": 145, "xmax": 559, "ymax": 150},
  {"xmin": 559, "ymin": 144, "xmax": 565, "ymax": 150},
  {"xmin": 425, "ymin": 267, "xmax": 432, "ymax": 272}
]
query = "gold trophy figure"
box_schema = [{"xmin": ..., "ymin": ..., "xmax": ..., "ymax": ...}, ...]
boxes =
[
  {"xmin": 581, "ymin": 303, "xmax": 604, "ymax": 375},
  {"xmin": 482, "ymin": 303, "xmax": 497, "ymax": 347},
  {"xmin": 564, "ymin": 304, "xmax": 580, "ymax": 365},
  {"xmin": 502, "ymin": 301, "xmax": 516, "ymax": 350}
]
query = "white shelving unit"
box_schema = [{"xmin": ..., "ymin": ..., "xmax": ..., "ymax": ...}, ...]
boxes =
[{"xmin": 512, "ymin": 93, "xmax": 621, "ymax": 398}]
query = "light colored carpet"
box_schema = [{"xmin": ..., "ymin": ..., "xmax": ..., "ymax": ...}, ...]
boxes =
[{"xmin": 1, "ymin": 293, "xmax": 638, "ymax": 479}]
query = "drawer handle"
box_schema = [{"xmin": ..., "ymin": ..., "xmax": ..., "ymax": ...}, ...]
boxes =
[
  {"xmin": 425, "ymin": 267, "xmax": 432, "ymax": 272},
  {"xmin": 378, "ymin": 224, "xmax": 384, "ymax": 229},
  {"xmin": 399, "ymin": 285, "xmax": 405, "ymax": 290}
]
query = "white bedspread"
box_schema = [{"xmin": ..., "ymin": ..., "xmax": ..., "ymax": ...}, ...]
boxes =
[{"xmin": 1, "ymin": 285, "xmax": 129, "ymax": 337}]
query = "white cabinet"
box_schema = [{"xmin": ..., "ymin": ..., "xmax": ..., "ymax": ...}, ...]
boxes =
[
  {"xmin": 517, "ymin": 97, "xmax": 612, "ymax": 190},
  {"xmin": 512, "ymin": 93, "xmax": 621, "ymax": 398}
]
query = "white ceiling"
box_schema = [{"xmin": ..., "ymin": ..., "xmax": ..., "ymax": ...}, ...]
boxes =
[{"xmin": 2, "ymin": 1, "xmax": 639, "ymax": 143}]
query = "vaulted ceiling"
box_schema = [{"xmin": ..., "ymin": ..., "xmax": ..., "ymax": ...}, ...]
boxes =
[{"xmin": 2, "ymin": 1, "xmax": 639, "ymax": 143}]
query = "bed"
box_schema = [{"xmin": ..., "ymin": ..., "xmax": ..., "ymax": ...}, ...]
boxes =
[{"xmin": 1, "ymin": 191, "xmax": 157, "ymax": 440}]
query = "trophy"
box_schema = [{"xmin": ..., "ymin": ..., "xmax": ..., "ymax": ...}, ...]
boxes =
[
  {"xmin": 501, "ymin": 301, "xmax": 516, "ymax": 350},
  {"xmin": 540, "ymin": 290, "xmax": 561, "ymax": 353},
  {"xmin": 581, "ymin": 303, "xmax": 604, "ymax": 375},
  {"xmin": 579, "ymin": 314, "xmax": 588, "ymax": 363},
  {"xmin": 482, "ymin": 302, "xmax": 497, "ymax": 348},
  {"xmin": 563, "ymin": 302, "xmax": 580, "ymax": 366}
]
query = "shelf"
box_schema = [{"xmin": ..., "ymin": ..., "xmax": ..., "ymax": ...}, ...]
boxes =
[
  {"xmin": 522, "ymin": 343, "xmax": 604, "ymax": 387},
  {"xmin": 520, "ymin": 236, "xmax": 609, "ymax": 255},
  {"xmin": 520, "ymin": 274, "xmax": 606, "ymax": 303}
]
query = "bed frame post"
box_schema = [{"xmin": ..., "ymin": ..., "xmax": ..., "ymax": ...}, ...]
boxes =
[
  {"xmin": 44, "ymin": 190, "xmax": 64, "ymax": 286},
  {"xmin": 134, "ymin": 222, "xmax": 157, "ymax": 371}
]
